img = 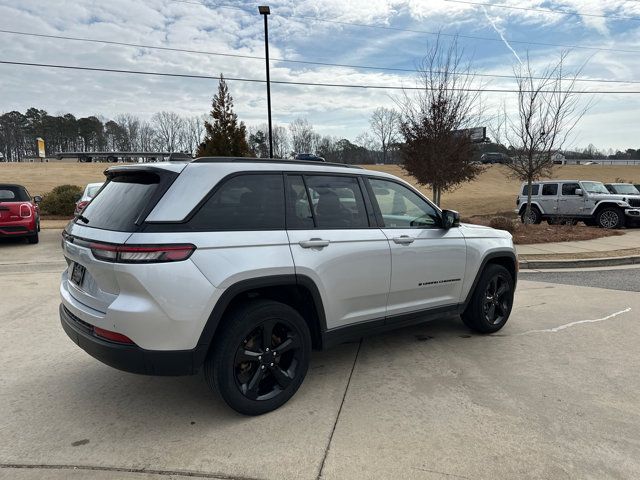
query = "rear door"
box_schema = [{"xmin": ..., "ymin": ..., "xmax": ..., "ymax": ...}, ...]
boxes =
[
  {"xmin": 366, "ymin": 177, "xmax": 466, "ymax": 317},
  {"xmin": 285, "ymin": 174, "xmax": 391, "ymax": 330},
  {"xmin": 538, "ymin": 183, "xmax": 559, "ymax": 215}
]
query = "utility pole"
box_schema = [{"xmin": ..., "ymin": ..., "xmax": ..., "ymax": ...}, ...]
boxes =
[{"xmin": 258, "ymin": 5, "xmax": 273, "ymax": 158}]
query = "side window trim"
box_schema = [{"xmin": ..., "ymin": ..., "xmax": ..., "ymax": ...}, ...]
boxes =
[{"xmin": 284, "ymin": 173, "xmax": 317, "ymax": 230}]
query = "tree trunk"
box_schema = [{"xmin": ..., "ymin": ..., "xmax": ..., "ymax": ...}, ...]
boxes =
[
  {"xmin": 433, "ymin": 184, "xmax": 441, "ymax": 207},
  {"xmin": 524, "ymin": 177, "xmax": 533, "ymax": 225}
]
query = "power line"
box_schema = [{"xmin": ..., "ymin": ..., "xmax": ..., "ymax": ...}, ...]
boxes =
[
  {"xmin": 169, "ymin": 0, "xmax": 640, "ymax": 54},
  {"xmin": 442, "ymin": 0, "xmax": 640, "ymax": 21},
  {"xmin": 2, "ymin": 60, "xmax": 640, "ymax": 94},
  {"xmin": 3, "ymin": 28, "xmax": 640, "ymax": 85}
]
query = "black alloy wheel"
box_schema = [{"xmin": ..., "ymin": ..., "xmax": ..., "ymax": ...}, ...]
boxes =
[
  {"xmin": 205, "ymin": 300, "xmax": 311, "ymax": 415},
  {"xmin": 482, "ymin": 274, "xmax": 511, "ymax": 325},
  {"xmin": 234, "ymin": 319, "xmax": 302, "ymax": 401},
  {"xmin": 462, "ymin": 264, "xmax": 514, "ymax": 334}
]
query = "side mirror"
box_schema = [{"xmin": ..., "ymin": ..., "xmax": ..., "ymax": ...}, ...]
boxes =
[
  {"xmin": 441, "ymin": 209, "xmax": 460, "ymax": 229},
  {"xmin": 33, "ymin": 195, "xmax": 42, "ymax": 203},
  {"xmin": 575, "ymin": 189, "xmax": 583, "ymax": 196}
]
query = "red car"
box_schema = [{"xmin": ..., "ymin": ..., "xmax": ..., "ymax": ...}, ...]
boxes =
[{"xmin": 0, "ymin": 184, "xmax": 41, "ymax": 244}]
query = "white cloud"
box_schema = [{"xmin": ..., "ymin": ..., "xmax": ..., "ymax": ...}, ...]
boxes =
[{"xmin": 0, "ymin": 0, "xmax": 639, "ymax": 149}]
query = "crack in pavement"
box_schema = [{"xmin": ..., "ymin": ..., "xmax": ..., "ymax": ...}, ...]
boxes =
[
  {"xmin": 0, "ymin": 463, "xmax": 266, "ymax": 480},
  {"xmin": 516, "ymin": 308, "xmax": 632, "ymax": 335},
  {"xmin": 316, "ymin": 339, "xmax": 362, "ymax": 480}
]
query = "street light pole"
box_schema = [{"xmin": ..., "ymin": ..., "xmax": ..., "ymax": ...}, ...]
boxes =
[{"xmin": 258, "ymin": 5, "xmax": 273, "ymax": 158}]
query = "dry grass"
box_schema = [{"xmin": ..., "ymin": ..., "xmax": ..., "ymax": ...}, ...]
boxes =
[
  {"xmin": 0, "ymin": 162, "xmax": 108, "ymax": 195},
  {"xmin": 464, "ymin": 213, "xmax": 624, "ymax": 244},
  {"xmin": 364, "ymin": 163, "xmax": 640, "ymax": 216},
  {"xmin": 2, "ymin": 161, "xmax": 640, "ymax": 217}
]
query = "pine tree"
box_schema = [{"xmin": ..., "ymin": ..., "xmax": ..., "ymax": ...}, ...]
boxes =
[{"xmin": 196, "ymin": 75, "xmax": 251, "ymax": 157}]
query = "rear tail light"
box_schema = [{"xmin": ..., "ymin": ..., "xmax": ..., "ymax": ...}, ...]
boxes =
[
  {"xmin": 94, "ymin": 326, "xmax": 135, "ymax": 344},
  {"xmin": 89, "ymin": 242, "xmax": 196, "ymax": 263},
  {"xmin": 76, "ymin": 200, "xmax": 89, "ymax": 213},
  {"xmin": 19, "ymin": 204, "xmax": 31, "ymax": 218}
]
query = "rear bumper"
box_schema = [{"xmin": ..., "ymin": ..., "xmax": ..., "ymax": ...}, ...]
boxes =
[
  {"xmin": 60, "ymin": 304, "xmax": 202, "ymax": 376},
  {"xmin": 0, "ymin": 220, "xmax": 36, "ymax": 236}
]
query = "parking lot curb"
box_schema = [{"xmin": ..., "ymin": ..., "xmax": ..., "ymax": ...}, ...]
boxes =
[{"xmin": 519, "ymin": 255, "xmax": 640, "ymax": 270}]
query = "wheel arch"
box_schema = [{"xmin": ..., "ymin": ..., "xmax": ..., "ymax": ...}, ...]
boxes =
[
  {"xmin": 518, "ymin": 201, "xmax": 543, "ymax": 215},
  {"xmin": 590, "ymin": 201, "xmax": 624, "ymax": 216},
  {"xmin": 193, "ymin": 274, "xmax": 326, "ymax": 369},
  {"xmin": 461, "ymin": 251, "xmax": 518, "ymax": 312}
]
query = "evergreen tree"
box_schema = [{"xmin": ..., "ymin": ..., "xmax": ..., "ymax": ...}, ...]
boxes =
[{"xmin": 196, "ymin": 75, "xmax": 251, "ymax": 157}]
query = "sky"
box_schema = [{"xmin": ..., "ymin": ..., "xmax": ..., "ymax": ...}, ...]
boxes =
[{"xmin": 1, "ymin": 0, "xmax": 640, "ymax": 151}]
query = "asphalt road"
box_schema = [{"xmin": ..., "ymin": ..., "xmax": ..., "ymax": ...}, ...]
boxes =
[
  {"xmin": 521, "ymin": 266, "xmax": 640, "ymax": 292},
  {"xmin": 1, "ymin": 231, "xmax": 639, "ymax": 480}
]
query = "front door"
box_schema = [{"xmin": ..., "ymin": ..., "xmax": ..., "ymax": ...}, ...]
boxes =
[
  {"xmin": 558, "ymin": 182, "xmax": 586, "ymax": 216},
  {"xmin": 285, "ymin": 174, "xmax": 391, "ymax": 330},
  {"xmin": 366, "ymin": 178, "xmax": 466, "ymax": 318}
]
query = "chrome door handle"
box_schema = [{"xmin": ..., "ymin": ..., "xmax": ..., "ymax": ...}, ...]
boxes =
[
  {"xmin": 299, "ymin": 238, "xmax": 330, "ymax": 248},
  {"xmin": 393, "ymin": 235, "xmax": 415, "ymax": 245}
]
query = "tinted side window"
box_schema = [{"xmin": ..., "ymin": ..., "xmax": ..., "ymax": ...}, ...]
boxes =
[
  {"xmin": 522, "ymin": 184, "xmax": 539, "ymax": 196},
  {"xmin": 542, "ymin": 184, "xmax": 558, "ymax": 196},
  {"xmin": 305, "ymin": 175, "xmax": 368, "ymax": 229},
  {"xmin": 369, "ymin": 178, "xmax": 439, "ymax": 228},
  {"xmin": 562, "ymin": 183, "xmax": 580, "ymax": 196},
  {"xmin": 285, "ymin": 175, "xmax": 314, "ymax": 229},
  {"xmin": 189, "ymin": 174, "xmax": 284, "ymax": 231}
]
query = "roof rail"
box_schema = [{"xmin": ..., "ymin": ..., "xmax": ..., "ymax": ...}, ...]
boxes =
[{"xmin": 191, "ymin": 156, "xmax": 362, "ymax": 169}]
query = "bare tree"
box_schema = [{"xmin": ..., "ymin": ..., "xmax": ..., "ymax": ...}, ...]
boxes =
[
  {"xmin": 115, "ymin": 114, "xmax": 140, "ymax": 151},
  {"xmin": 137, "ymin": 120, "xmax": 156, "ymax": 153},
  {"xmin": 398, "ymin": 35, "xmax": 483, "ymax": 206},
  {"xmin": 355, "ymin": 131, "xmax": 380, "ymax": 164},
  {"xmin": 496, "ymin": 51, "xmax": 590, "ymax": 223},
  {"xmin": 369, "ymin": 107, "xmax": 400, "ymax": 164},
  {"xmin": 183, "ymin": 115, "xmax": 206, "ymax": 155},
  {"xmin": 289, "ymin": 118, "xmax": 318, "ymax": 154},
  {"xmin": 152, "ymin": 111, "xmax": 184, "ymax": 153},
  {"xmin": 272, "ymin": 124, "xmax": 290, "ymax": 158}
]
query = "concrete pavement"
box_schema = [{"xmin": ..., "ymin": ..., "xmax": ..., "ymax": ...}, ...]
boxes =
[
  {"xmin": 2, "ymin": 231, "xmax": 640, "ymax": 479},
  {"xmin": 516, "ymin": 229, "xmax": 640, "ymax": 256}
]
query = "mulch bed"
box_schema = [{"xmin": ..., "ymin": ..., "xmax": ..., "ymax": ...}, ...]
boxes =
[{"xmin": 465, "ymin": 214, "xmax": 625, "ymax": 245}]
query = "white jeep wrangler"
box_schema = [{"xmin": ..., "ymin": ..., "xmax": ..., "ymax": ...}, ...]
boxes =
[{"xmin": 516, "ymin": 180, "xmax": 640, "ymax": 228}]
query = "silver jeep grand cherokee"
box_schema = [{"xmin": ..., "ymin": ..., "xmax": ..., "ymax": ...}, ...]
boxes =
[{"xmin": 60, "ymin": 158, "xmax": 517, "ymax": 415}]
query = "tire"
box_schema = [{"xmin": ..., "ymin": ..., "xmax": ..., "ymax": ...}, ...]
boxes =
[
  {"xmin": 520, "ymin": 207, "xmax": 541, "ymax": 225},
  {"xmin": 205, "ymin": 300, "xmax": 312, "ymax": 415},
  {"xmin": 27, "ymin": 231, "xmax": 39, "ymax": 244},
  {"xmin": 462, "ymin": 264, "xmax": 514, "ymax": 334},
  {"xmin": 596, "ymin": 207, "xmax": 625, "ymax": 229}
]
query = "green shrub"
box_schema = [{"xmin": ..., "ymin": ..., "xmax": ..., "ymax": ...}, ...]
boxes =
[
  {"xmin": 489, "ymin": 216, "xmax": 517, "ymax": 234},
  {"xmin": 40, "ymin": 184, "xmax": 83, "ymax": 216}
]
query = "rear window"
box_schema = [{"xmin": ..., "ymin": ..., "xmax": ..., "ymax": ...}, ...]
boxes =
[
  {"xmin": 79, "ymin": 173, "xmax": 160, "ymax": 231},
  {"xmin": 0, "ymin": 185, "xmax": 30, "ymax": 201},
  {"xmin": 522, "ymin": 184, "xmax": 539, "ymax": 196}
]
